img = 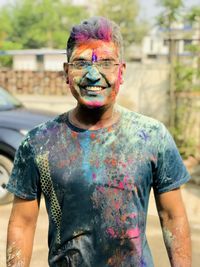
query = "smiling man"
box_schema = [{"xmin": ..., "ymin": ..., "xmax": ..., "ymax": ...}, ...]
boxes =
[{"xmin": 7, "ymin": 17, "xmax": 191, "ymax": 267}]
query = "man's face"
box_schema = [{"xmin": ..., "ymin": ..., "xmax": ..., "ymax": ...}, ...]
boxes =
[{"xmin": 64, "ymin": 40, "xmax": 125, "ymax": 108}]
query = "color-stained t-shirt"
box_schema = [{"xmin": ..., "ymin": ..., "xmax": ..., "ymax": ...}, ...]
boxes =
[{"xmin": 7, "ymin": 106, "xmax": 190, "ymax": 267}]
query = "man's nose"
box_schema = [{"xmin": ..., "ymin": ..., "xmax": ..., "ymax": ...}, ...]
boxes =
[{"xmin": 85, "ymin": 66, "xmax": 101, "ymax": 81}]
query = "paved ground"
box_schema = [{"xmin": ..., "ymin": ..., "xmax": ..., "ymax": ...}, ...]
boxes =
[{"xmin": 1, "ymin": 184, "xmax": 200, "ymax": 267}]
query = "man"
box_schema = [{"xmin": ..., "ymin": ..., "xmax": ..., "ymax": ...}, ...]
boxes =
[{"xmin": 7, "ymin": 16, "xmax": 191, "ymax": 267}]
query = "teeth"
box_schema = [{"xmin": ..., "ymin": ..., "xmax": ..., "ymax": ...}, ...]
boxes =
[{"xmin": 85, "ymin": 86, "xmax": 103, "ymax": 91}]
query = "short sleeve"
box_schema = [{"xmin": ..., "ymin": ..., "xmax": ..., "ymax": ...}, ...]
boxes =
[
  {"xmin": 6, "ymin": 137, "xmax": 41, "ymax": 200},
  {"xmin": 153, "ymin": 124, "xmax": 190, "ymax": 194}
]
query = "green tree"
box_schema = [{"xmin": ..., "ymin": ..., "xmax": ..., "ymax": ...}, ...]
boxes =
[
  {"xmin": 156, "ymin": 0, "xmax": 184, "ymax": 129},
  {"xmin": 156, "ymin": 0, "xmax": 184, "ymax": 28},
  {"xmin": 157, "ymin": 1, "xmax": 200, "ymax": 158},
  {"xmin": 186, "ymin": 5, "xmax": 200, "ymax": 23},
  {"xmin": 186, "ymin": 6, "xmax": 200, "ymax": 78},
  {"xmin": 0, "ymin": 0, "xmax": 88, "ymax": 51},
  {"xmin": 96, "ymin": 0, "xmax": 149, "ymax": 50}
]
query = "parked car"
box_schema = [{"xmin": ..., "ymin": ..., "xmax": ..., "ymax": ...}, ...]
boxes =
[{"xmin": 0, "ymin": 87, "xmax": 55, "ymax": 204}]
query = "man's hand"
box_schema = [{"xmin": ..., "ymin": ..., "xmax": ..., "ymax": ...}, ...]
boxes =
[
  {"xmin": 155, "ymin": 187, "xmax": 191, "ymax": 267},
  {"xmin": 7, "ymin": 196, "xmax": 40, "ymax": 267}
]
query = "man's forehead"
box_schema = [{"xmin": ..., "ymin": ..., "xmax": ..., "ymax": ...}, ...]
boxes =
[{"xmin": 71, "ymin": 39, "xmax": 119, "ymax": 59}]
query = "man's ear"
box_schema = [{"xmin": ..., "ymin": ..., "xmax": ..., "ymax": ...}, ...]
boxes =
[
  {"xmin": 119, "ymin": 63, "xmax": 126, "ymax": 85},
  {"xmin": 63, "ymin": 62, "xmax": 69, "ymax": 84}
]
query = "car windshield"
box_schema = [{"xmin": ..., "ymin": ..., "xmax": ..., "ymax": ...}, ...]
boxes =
[{"xmin": 0, "ymin": 87, "xmax": 23, "ymax": 111}]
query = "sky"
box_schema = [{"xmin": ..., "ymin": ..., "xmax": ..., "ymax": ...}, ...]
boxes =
[
  {"xmin": 139, "ymin": 0, "xmax": 200, "ymax": 22},
  {"xmin": 0, "ymin": 0, "xmax": 200, "ymax": 23}
]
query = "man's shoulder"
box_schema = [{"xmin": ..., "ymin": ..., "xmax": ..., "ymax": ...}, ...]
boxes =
[
  {"xmin": 26, "ymin": 112, "xmax": 67, "ymax": 142},
  {"xmin": 119, "ymin": 105, "xmax": 163, "ymax": 130}
]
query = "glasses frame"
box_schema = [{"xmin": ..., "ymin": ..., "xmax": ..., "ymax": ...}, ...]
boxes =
[{"xmin": 67, "ymin": 60, "xmax": 121, "ymax": 72}]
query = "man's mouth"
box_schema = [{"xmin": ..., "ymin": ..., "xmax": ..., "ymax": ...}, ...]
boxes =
[
  {"xmin": 84, "ymin": 86, "xmax": 105, "ymax": 92},
  {"xmin": 80, "ymin": 86, "xmax": 108, "ymax": 95}
]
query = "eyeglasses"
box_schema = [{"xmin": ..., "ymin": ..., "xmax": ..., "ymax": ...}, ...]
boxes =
[{"xmin": 67, "ymin": 60, "xmax": 120, "ymax": 72}]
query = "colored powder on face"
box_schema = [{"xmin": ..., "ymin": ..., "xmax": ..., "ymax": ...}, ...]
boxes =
[
  {"xmin": 72, "ymin": 40, "xmax": 115, "ymax": 60},
  {"xmin": 92, "ymin": 50, "xmax": 98, "ymax": 62},
  {"xmin": 114, "ymin": 65, "xmax": 122, "ymax": 94},
  {"xmin": 85, "ymin": 100, "xmax": 105, "ymax": 108}
]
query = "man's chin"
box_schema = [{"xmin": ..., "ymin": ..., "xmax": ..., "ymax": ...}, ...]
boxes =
[
  {"xmin": 78, "ymin": 98, "xmax": 106, "ymax": 109},
  {"xmin": 82, "ymin": 101, "xmax": 105, "ymax": 109}
]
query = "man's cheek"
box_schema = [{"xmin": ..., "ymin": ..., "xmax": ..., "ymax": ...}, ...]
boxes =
[
  {"xmin": 69, "ymin": 76, "xmax": 81, "ymax": 92},
  {"xmin": 114, "ymin": 69, "xmax": 123, "ymax": 93}
]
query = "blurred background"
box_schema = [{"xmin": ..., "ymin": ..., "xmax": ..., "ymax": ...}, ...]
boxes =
[{"xmin": 0, "ymin": 0, "xmax": 200, "ymax": 266}]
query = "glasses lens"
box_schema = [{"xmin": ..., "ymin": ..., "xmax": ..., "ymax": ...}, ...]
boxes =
[
  {"xmin": 71, "ymin": 61, "xmax": 119, "ymax": 72},
  {"xmin": 75, "ymin": 61, "xmax": 90, "ymax": 69}
]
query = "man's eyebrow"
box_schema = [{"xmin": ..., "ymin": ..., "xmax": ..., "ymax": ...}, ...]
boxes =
[
  {"xmin": 99, "ymin": 58, "xmax": 115, "ymax": 61},
  {"xmin": 71, "ymin": 57, "xmax": 87, "ymax": 61},
  {"xmin": 98, "ymin": 56, "xmax": 117, "ymax": 61}
]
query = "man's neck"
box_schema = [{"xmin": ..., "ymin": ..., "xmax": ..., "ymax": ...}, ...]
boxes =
[{"xmin": 69, "ymin": 104, "xmax": 120, "ymax": 130}]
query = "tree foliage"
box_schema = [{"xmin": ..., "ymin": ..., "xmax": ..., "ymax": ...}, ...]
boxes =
[
  {"xmin": 96, "ymin": 0, "xmax": 149, "ymax": 48},
  {"xmin": 156, "ymin": 1, "xmax": 200, "ymax": 158},
  {"xmin": 156, "ymin": 0, "xmax": 184, "ymax": 28},
  {"xmin": 0, "ymin": 0, "xmax": 88, "ymax": 50},
  {"xmin": 186, "ymin": 5, "xmax": 200, "ymax": 23}
]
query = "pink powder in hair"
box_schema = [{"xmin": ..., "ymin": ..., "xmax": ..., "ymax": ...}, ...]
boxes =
[
  {"xmin": 75, "ymin": 32, "xmax": 89, "ymax": 43},
  {"xmin": 97, "ymin": 19, "xmax": 112, "ymax": 42},
  {"xmin": 75, "ymin": 17, "xmax": 112, "ymax": 43}
]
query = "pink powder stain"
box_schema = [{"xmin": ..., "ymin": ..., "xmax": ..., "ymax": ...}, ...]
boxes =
[
  {"xmin": 123, "ymin": 176, "xmax": 129, "ymax": 187},
  {"xmin": 113, "ymin": 66, "xmax": 122, "ymax": 94},
  {"xmin": 92, "ymin": 173, "xmax": 97, "ymax": 180},
  {"xmin": 118, "ymin": 181, "xmax": 124, "ymax": 190},
  {"xmin": 106, "ymin": 227, "xmax": 116, "ymax": 238},
  {"xmin": 75, "ymin": 18, "xmax": 112, "ymax": 43},
  {"xmin": 108, "ymin": 181, "xmax": 112, "ymax": 187},
  {"xmin": 123, "ymin": 176, "xmax": 129, "ymax": 184},
  {"xmin": 112, "ymin": 178, "xmax": 117, "ymax": 187},
  {"xmin": 114, "ymin": 201, "xmax": 121, "ymax": 210},
  {"xmin": 113, "ymin": 188, "xmax": 118, "ymax": 194},
  {"xmin": 126, "ymin": 227, "xmax": 140, "ymax": 238},
  {"xmin": 97, "ymin": 186, "xmax": 105, "ymax": 193},
  {"xmin": 129, "ymin": 213, "xmax": 137, "ymax": 219},
  {"xmin": 97, "ymin": 18, "xmax": 112, "ymax": 41},
  {"xmin": 86, "ymin": 100, "xmax": 105, "ymax": 108}
]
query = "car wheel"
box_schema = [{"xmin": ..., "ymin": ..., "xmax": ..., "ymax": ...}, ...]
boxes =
[{"xmin": 0, "ymin": 155, "xmax": 13, "ymax": 205}]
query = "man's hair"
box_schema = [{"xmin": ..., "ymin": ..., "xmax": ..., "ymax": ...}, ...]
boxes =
[{"xmin": 66, "ymin": 16, "xmax": 124, "ymax": 62}]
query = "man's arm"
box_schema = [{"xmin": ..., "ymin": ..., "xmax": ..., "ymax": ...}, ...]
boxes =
[
  {"xmin": 155, "ymin": 187, "xmax": 191, "ymax": 267},
  {"xmin": 7, "ymin": 196, "xmax": 40, "ymax": 267}
]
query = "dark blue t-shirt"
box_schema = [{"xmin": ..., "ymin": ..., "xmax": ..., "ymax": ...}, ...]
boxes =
[{"xmin": 7, "ymin": 106, "xmax": 190, "ymax": 267}]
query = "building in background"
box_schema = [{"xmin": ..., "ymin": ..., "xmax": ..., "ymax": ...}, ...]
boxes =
[
  {"xmin": 0, "ymin": 19, "xmax": 199, "ymax": 70},
  {"xmin": 142, "ymin": 21, "xmax": 199, "ymax": 63},
  {"xmin": 0, "ymin": 49, "xmax": 66, "ymax": 71}
]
